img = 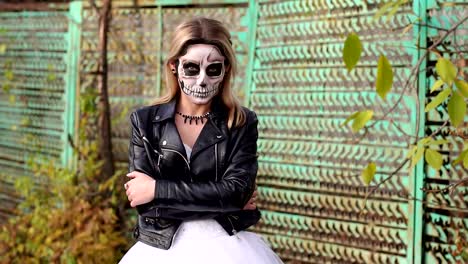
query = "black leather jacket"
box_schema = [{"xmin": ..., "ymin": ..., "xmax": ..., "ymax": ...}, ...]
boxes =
[{"xmin": 128, "ymin": 98, "xmax": 261, "ymax": 249}]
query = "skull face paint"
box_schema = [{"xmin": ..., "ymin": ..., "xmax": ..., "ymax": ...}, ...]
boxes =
[{"xmin": 176, "ymin": 44, "xmax": 225, "ymax": 105}]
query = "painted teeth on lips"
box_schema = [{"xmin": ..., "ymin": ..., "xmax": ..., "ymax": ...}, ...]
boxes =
[{"xmin": 184, "ymin": 86, "xmax": 216, "ymax": 97}]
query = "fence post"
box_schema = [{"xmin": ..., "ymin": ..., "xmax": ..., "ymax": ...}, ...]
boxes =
[
  {"xmin": 62, "ymin": 0, "xmax": 82, "ymax": 168},
  {"xmin": 408, "ymin": 0, "xmax": 428, "ymax": 263}
]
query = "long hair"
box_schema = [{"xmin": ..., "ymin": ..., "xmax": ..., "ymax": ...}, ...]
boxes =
[{"xmin": 151, "ymin": 17, "xmax": 245, "ymax": 128}]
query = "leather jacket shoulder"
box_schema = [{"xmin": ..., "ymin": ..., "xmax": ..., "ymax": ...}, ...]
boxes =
[{"xmin": 128, "ymin": 99, "xmax": 261, "ymax": 249}]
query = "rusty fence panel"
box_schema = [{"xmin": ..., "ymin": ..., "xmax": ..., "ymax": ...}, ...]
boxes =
[{"xmin": 0, "ymin": 1, "xmax": 81, "ymax": 222}]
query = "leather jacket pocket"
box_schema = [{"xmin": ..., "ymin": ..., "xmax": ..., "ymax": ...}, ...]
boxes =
[{"xmin": 135, "ymin": 215, "xmax": 181, "ymax": 250}]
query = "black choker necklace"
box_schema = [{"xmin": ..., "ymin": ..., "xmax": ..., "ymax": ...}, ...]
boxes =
[{"xmin": 176, "ymin": 111, "xmax": 211, "ymax": 125}]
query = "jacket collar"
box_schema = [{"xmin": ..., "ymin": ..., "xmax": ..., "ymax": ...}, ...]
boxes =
[
  {"xmin": 153, "ymin": 97, "xmax": 229, "ymax": 161},
  {"xmin": 152, "ymin": 99, "xmax": 177, "ymax": 123},
  {"xmin": 152, "ymin": 97, "xmax": 228, "ymax": 124}
]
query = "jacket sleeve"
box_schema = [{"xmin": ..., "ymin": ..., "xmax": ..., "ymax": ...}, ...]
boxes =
[
  {"xmin": 128, "ymin": 111, "xmax": 156, "ymax": 177},
  {"xmin": 154, "ymin": 110, "xmax": 258, "ymax": 213}
]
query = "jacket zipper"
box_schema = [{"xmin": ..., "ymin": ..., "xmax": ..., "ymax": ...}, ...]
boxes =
[
  {"xmin": 227, "ymin": 215, "xmax": 238, "ymax": 236},
  {"xmin": 161, "ymin": 148, "xmax": 192, "ymax": 182},
  {"xmin": 142, "ymin": 136, "xmax": 162, "ymax": 218},
  {"xmin": 215, "ymin": 143, "xmax": 218, "ymax": 182},
  {"xmin": 142, "ymin": 136, "xmax": 163, "ymax": 168}
]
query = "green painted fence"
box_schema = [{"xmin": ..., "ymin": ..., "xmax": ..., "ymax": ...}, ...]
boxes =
[
  {"xmin": 0, "ymin": 1, "xmax": 466, "ymax": 263},
  {"xmin": 0, "ymin": 1, "xmax": 81, "ymax": 220}
]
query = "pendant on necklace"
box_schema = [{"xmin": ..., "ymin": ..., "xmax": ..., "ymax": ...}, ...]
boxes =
[{"xmin": 177, "ymin": 111, "xmax": 211, "ymax": 125}]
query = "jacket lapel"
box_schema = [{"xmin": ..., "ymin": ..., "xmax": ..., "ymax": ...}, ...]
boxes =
[
  {"xmin": 159, "ymin": 122, "xmax": 187, "ymax": 158},
  {"xmin": 152, "ymin": 99, "xmax": 187, "ymax": 158},
  {"xmin": 190, "ymin": 117, "xmax": 227, "ymax": 160}
]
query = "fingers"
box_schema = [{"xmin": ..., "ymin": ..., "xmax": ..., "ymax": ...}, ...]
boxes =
[
  {"xmin": 126, "ymin": 189, "xmax": 137, "ymax": 208},
  {"xmin": 252, "ymin": 190, "xmax": 258, "ymax": 198},
  {"xmin": 243, "ymin": 196, "xmax": 257, "ymax": 210},
  {"xmin": 126, "ymin": 172, "xmax": 137, "ymax": 178},
  {"xmin": 127, "ymin": 171, "xmax": 151, "ymax": 179},
  {"xmin": 243, "ymin": 202, "xmax": 256, "ymax": 210}
]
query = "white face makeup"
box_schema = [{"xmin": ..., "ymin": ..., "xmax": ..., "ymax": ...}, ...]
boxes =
[{"xmin": 176, "ymin": 44, "xmax": 226, "ymax": 105}]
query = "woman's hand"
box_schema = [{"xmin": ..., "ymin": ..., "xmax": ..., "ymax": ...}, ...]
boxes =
[
  {"xmin": 125, "ymin": 171, "xmax": 156, "ymax": 207},
  {"xmin": 243, "ymin": 185, "xmax": 258, "ymax": 210}
]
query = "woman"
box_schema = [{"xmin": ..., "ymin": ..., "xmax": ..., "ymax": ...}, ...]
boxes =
[{"xmin": 120, "ymin": 17, "xmax": 283, "ymax": 263}]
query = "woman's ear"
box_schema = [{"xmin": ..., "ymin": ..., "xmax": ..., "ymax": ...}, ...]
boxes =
[{"xmin": 170, "ymin": 61, "xmax": 177, "ymax": 75}]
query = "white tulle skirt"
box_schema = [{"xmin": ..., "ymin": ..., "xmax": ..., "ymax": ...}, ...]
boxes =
[{"xmin": 119, "ymin": 219, "xmax": 283, "ymax": 264}]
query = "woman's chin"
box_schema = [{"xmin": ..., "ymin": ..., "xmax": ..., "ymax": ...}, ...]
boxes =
[{"xmin": 185, "ymin": 96, "xmax": 215, "ymax": 105}]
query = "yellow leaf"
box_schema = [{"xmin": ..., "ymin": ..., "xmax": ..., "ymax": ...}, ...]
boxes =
[
  {"xmin": 376, "ymin": 55, "xmax": 393, "ymax": 100},
  {"xmin": 343, "ymin": 33, "xmax": 362, "ymax": 72},
  {"xmin": 361, "ymin": 162, "xmax": 377, "ymax": 185},
  {"xmin": 447, "ymin": 91, "xmax": 466, "ymax": 127},
  {"xmin": 425, "ymin": 149, "xmax": 443, "ymax": 170},
  {"xmin": 430, "ymin": 79, "xmax": 444, "ymax": 93},
  {"xmin": 436, "ymin": 58, "xmax": 457, "ymax": 85},
  {"xmin": 455, "ymin": 79, "xmax": 468, "ymax": 98}
]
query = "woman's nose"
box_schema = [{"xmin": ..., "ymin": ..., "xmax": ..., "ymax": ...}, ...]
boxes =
[{"xmin": 197, "ymin": 71, "xmax": 207, "ymax": 87}]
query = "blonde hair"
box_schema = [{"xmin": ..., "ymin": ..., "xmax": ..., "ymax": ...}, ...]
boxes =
[{"xmin": 152, "ymin": 17, "xmax": 245, "ymax": 128}]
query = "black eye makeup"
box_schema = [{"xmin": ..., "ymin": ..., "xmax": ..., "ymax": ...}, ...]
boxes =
[
  {"xmin": 206, "ymin": 63, "xmax": 223, "ymax": 77},
  {"xmin": 182, "ymin": 62, "xmax": 200, "ymax": 76}
]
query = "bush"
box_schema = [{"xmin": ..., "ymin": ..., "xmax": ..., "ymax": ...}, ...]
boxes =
[{"xmin": 0, "ymin": 133, "xmax": 132, "ymax": 263}]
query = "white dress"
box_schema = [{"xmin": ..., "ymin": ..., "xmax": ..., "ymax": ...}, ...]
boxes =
[{"xmin": 120, "ymin": 144, "xmax": 283, "ymax": 264}]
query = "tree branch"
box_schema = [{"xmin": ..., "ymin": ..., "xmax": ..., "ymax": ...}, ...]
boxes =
[
  {"xmin": 421, "ymin": 177, "xmax": 468, "ymax": 195},
  {"xmin": 365, "ymin": 159, "xmax": 410, "ymax": 200},
  {"xmin": 367, "ymin": 15, "xmax": 468, "ymax": 130}
]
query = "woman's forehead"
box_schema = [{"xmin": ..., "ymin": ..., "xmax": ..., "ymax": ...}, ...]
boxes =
[{"xmin": 180, "ymin": 44, "xmax": 224, "ymax": 63}]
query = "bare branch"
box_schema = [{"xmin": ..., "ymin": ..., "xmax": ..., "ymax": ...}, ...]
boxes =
[
  {"xmin": 89, "ymin": 0, "xmax": 100, "ymax": 17},
  {"xmin": 365, "ymin": 159, "xmax": 409, "ymax": 200},
  {"xmin": 389, "ymin": 119, "xmax": 419, "ymax": 140},
  {"xmin": 422, "ymin": 177, "xmax": 468, "ymax": 195},
  {"xmin": 427, "ymin": 120, "xmax": 449, "ymax": 139}
]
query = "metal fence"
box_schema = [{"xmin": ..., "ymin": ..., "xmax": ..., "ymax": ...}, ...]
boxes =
[{"xmin": 0, "ymin": 1, "xmax": 466, "ymax": 263}]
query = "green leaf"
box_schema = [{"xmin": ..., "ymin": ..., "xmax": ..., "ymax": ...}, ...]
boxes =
[
  {"xmin": 461, "ymin": 249, "xmax": 468, "ymax": 262},
  {"xmin": 47, "ymin": 73, "xmax": 56, "ymax": 82},
  {"xmin": 419, "ymin": 137, "xmax": 432, "ymax": 145},
  {"xmin": 376, "ymin": 55, "xmax": 393, "ymax": 100},
  {"xmin": 465, "ymin": 152, "xmax": 468, "ymax": 168},
  {"xmin": 341, "ymin": 111, "xmax": 360, "ymax": 127},
  {"xmin": 361, "ymin": 162, "xmax": 376, "ymax": 185},
  {"xmin": 425, "ymin": 148, "xmax": 443, "ymax": 170},
  {"xmin": 0, "ymin": 44, "xmax": 6, "ymax": 54},
  {"xmin": 2, "ymin": 83, "xmax": 11, "ymax": 93},
  {"xmin": 436, "ymin": 58, "xmax": 457, "ymax": 85},
  {"xmin": 447, "ymin": 91, "xmax": 466, "ymax": 127},
  {"xmin": 455, "ymin": 79, "xmax": 468, "ymax": 98},
  {"xmin": 4, "ymin": 70, "xmax": 14, "ymax": 81},
  {"xmin": 410, "ymin": 145, "xmax": 425, "ymax": 169},
  {"xmin": 351, "ymin": 110, "xmax": 373, "ymax": 132},
  {"xmin": 425, "ymin": 88, "xmax": 451, "ymax": 112},
  {"xmin": 406, "ymin": 145, "xmax": 417, "ymax": 159},
  {"xmin": 343, "ymin": 33, "xmax": 362, "ymax": 72},
  {"xmin": 386, "ymin": 1, "xmax": 403, "ymax": 22},
  {"xmin": 427, "ymin": 139, "xmax": 449, "ymax": 146},
  {"xmin": 401, "ymin": 23, "xmax": 413, "ymax": 35},
  {"xmin": 8, "ymin": 94, "xmax": 15, "ymax": 104},
  {"xmin": 453, "ymin": 149, "xmax": 468, "ymax": 168},
  {"xmin": 430, "ymin": 79, "xmax": 445, "ymax": 93},
  {"xmin": 374, "ymin": 2, "xmax": 395, "ymax": 20}
]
